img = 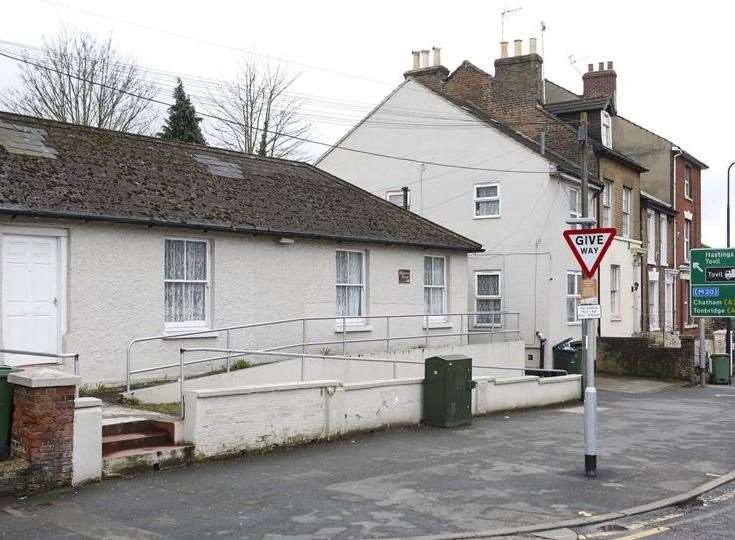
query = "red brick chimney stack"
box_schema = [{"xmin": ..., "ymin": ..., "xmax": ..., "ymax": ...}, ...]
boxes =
[
  {"xmin": 583, "ymin": 60, "xmax": 617, "ymax": 110},
  {"xmin": 491, "ymin": 38, "xmax": 544, "ymax": 109}
]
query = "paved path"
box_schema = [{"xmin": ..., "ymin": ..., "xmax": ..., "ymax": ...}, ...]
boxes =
[{"xmin": 2, "ymin": 384, "xmax": 735, "ymax": 539}]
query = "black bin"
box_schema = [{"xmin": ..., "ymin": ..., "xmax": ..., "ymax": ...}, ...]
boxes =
[{"xmin": 553, "ymin": 338, "xmax": 582, "ymax": 375}]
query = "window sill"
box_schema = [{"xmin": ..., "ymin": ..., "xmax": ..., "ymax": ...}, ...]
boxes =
[
  {"xmin": 567, "ymin": 321, "xmax": 582, "ymax": 326},
  {"xmin": 610, "ymin": 316, "xmax": 622, "ymax": 322},
  {"xmin": 422, "ymin": 321, "xmax": 453, "ymax": 329},
  {"xmin": 474, "ymin": 215, "xmax": 501, "ymax": 220},
  {"xmin": 163, "ymin": 330, "xmax": 217, "ymax": 339},
  {"xmin": 334, "ymin": 325, "xmax": 373, "ymax": 333}
]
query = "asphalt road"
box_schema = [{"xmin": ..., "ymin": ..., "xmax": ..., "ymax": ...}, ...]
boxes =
[
  {"xmin": 573, "ymin": 481, "xmax": 735, "ymax": 539},
  {"xmin": 2, "ymin": 383, "xmax": 735, "ymax": 539}
]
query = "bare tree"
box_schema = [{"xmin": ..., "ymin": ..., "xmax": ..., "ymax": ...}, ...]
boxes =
[
  {"xmin": 206, "ymin": 62, "xmax": 312, "ymax": 160},
  {"xmin": 2, "ymin": 31, "xmax": 157, "ymax": 134}
]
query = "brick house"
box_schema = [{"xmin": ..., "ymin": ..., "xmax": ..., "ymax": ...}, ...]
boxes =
[{"xmin": 614, "ymin": 117, "xmax": 708, "ymax": 335}]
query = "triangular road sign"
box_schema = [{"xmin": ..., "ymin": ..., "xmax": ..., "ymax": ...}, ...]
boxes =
[{"xmin": 563, "ymin": 228, "xmax": 617, "ymax": 278}]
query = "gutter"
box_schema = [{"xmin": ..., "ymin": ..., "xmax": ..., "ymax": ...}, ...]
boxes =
[{"xmin": 0, "ymin": 207, "xmax": 483, "ymax": 253}]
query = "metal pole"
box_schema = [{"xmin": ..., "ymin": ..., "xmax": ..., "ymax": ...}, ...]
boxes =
[
  {"xmin": 727, "ymin": 163, "xmax": 734, "ymax": 375},
  {"xmin": 179, "ymin": 349, "xmax": 185, "ymax": 418},
  {"xmin": 580, "ymin": 111, "xmax": 598, "ymax": 478},
  {"xmin": 226, "ymin": 329, "xmax": 231, "ymax": 372},
  {"xmin": 301, "ymin": 318, "xmax": 307, "ymax": 382},
  {"xmin": 424, "ymin": 314, "xmax": 429, "ymax": 348},
  {"xmin": 342, "ymin": 317, "xmax": 347, "ymax": 355},
  {"xmin": 126, "ymin": 344, "xmax": 132, "ymax": 393},
  {"xmin": 386, "ymin": 316, "xmax": 390, "ymax": 352},
  {"xmin": 699, "ymin": 318, "xmax": 707, "ymax": 387}
]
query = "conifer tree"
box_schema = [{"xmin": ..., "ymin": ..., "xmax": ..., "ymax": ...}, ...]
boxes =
[{"xmin": 159, "ymin": 79, "xmax": 206, "ymax": 144}]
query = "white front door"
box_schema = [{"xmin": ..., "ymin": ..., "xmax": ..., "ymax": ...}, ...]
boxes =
[
  {"xmin": 2, "ymin": 235, "xmax": 60, "ymax": 365},
  {"xmin": 633, "ymin": 261, "xmax": 642, "ymax": 333},
  {"xmin": 665, "ymin": 275, "xmax": 674, "ymax": 331}
]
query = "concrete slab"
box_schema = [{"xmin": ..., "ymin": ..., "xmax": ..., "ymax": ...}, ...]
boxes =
[
  {"xmin": 596, "ymin": 375, "xmax": 688, "ymax": 394},
  {"xmin": 3, "ymin": 385, "xmax": 735, "ymax": 539}
]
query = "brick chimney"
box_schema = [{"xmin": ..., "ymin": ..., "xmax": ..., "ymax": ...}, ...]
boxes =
[
  {"xmin": 403, "ymin": 47, "xmax": 449, "ymax": 90},
  {"xmin": 583, "ymin": 61, "xmax": 617, "ymax": 110},
  {"xmin": 490, "ymin": 38, "xmax": 544, "ymax": 111}
]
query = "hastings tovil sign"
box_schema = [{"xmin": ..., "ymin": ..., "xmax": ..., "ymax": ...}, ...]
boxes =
[{"xmin": 563, "ymin": 228, "xmax": 617, "ymax": 278}]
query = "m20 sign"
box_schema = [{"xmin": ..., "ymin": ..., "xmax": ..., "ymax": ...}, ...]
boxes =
[{"xmin": 563, "ymin": 228, "xmax": 617, "ymax": 278}]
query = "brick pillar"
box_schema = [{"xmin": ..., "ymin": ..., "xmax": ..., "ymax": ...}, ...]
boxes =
[{"xmin": 8, "ymin": 369, "xmax": 80, "ymax": 492}]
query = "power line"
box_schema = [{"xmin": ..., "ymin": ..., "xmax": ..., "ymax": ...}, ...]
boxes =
[{"xmin": 0, "ymin": 50, "xmax": 554, "ymax": 175}]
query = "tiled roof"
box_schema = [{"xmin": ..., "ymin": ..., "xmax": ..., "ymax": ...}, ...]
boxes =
[
  {"xmin": 544, "ymin": 97, "xmax": 611, "ymax": 115},
  {"xmin": 0, "ymin": 112, "xmax": 482, "ymax": 252}
]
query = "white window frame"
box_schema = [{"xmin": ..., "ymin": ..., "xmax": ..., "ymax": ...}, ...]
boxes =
[
  {"xmin": 474, "ymin": 271, "xmax": 502, "ymax": 327},
  {"xmin": 684, "ymin": 219, "xmax": 692, "ymax": 262},
  {"xmin": 684, "ymin": 165, "xmax": 692, "ymax": 200},
  {"xmin": 648, "ymin": 271, "xmax": 660, "ymax": 331},
  {"xmin": 473, "ymin": 183, "xmax": 501, "ymax": 219},
  {"xmin": 568, "ymin": 187, "xmax": 581, "ymax": 228},
  {"xmin": 647, "ymin": 210, "xmax": 656, "ymax": 265},
  {"xmin": 566, "ymin": 271, "xmax": 582, "ymax": 325},
  {"xmin": 424, "ymin": 255, "xmax": 448, "ymax": 323},
  {"xmin": 659, "ymin": 214, "xmax": 668, "ymax": 266},
  {"xmin": 610, "ymin": 264, "xmax": 621, "ymax": 318},
  {"xmin": 600, "ymin": 110, "xmax": 613, "ymax": 148},
  {"xmin": 336, "ymin": 249, "xmax": 367, "ymax": 327},
  {"xmin": 164, "ymin": 237, "xmax": 211, "ymax": 333},
  {"xmin": 602, "ymin": 180, "xmax": 613, "ymax": 227},
  {"xmin": 622, "ymin": 187, "xmax": 632, "ymax": 237},
  {"xmin": 386, "ymin": 189, "xmax": 410, "ymax": 209}
]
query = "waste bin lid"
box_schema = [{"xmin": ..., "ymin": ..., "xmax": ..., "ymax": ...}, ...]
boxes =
[{"xmin": 553, "ymin": 338, "xmax": 574, "ymax": 350}]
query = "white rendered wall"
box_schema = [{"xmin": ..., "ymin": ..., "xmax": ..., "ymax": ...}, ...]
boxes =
[
  {"xmin": 0, "ymin": 218, "xmax": 468, "ymax": 384},
  {"xmin": 317, "ymin": 80, "xmax": 584, "ymax": 368},
  {"xmin": 127, "ymin": 340, "xmax": 525, "ymax": 404},
  {"xmin": 182, "ymin": 374, "xmax": 582, "ymax": 457},
  {"xmin": 72, "ymin": 397, "xmax": 102, "ymax": 485},
  {"xmin": 598, "ymin": 238, "xmax": 641, "ymax": 337}
]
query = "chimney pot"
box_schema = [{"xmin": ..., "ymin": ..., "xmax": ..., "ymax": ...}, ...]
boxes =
[
  {"xmin": 598, "ymin": 62, "xmax": 604, "ymax": 71},
  {"xmin": 588, "ymin": 63, "xmax": 594, "ymax": 72},
  {"xmin": 500, "ymin": 41, "xmax": 509, "ymax": 58},
  {"xmin": 607, "ymin": 61, "xmax": 613, "ymax": 70},
  {"xmin": 529, "ymin": 37, "xmax": 537, "ymax": 54},
  {"xmin": 514, "ymin": 39, "xmax": 522, "ymax": 56},
  {"xmin": 432, "ymin": 46, "xmax": 441, "ymax": 67},
  {"xmin": 420, "ymin": 49, "xmax": 430, "ymax": 68},
  {"xmin": 412, "ymin": 51, "xmax": 420, "ymax": 70}
]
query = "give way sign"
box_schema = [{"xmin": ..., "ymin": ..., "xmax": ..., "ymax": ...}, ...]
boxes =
[{"xmin": 563, "ymin": 228, "xmax": 617, "ymax": 278}]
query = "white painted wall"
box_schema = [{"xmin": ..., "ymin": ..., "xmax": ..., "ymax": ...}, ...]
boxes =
[
  {"xmin": 127, "ymin": 340, "xmax": 525, "ymax": 403},
  {"xmin": 0, "ymin": 218, "xmax": 469, "ymax": 384},
  {"xmin": 598, "ymin": 238, "xmax": 642, "ymax": 337},
  {"xmin": 72, "ymin": 397, "xmax": 102, "ymax": 485},
  {"xmin": 182, "ymin": 374, "xmax": 582, "ymax": 457},
  {"xmin": 317, "ymin": 80, "xmax": 584, "ymax": 368}
]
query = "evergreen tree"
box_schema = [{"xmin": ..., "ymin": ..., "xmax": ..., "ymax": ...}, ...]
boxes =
[{"xmin": 158, "ymin": 79, "xmax": 206, "ymax": 144}]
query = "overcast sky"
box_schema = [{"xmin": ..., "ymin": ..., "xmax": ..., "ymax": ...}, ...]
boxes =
[{"xmin": 1, "ymin": 0, "xmax": 731, "ymax": 246}]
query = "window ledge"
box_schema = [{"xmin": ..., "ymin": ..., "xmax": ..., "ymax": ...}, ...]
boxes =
[
  {"xmin": 474, "ymin": 215, "xmax": 501, "ymax": 220},
  {"xmin": 567, "ymin": 321, "xmax": 582, "ymax": 326},
  {"xmin": 163, "ymin": 330, "xmax": 218, "ymax": 340},
  {"xmin": 422, "ymin": 322, "xmax": 453, "ymax": 329},
  {"xmin": 334, "ymin": 325, "xmax": 373, "ymax": 333},
  {"xmin": 610, "ymin": 316, "xmax": 622, "ymax": 322}
]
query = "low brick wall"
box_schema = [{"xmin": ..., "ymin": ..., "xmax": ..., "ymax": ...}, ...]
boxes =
[{"xmin": 596, "ymin": 336, "xmax": 695, "ymax": 382}]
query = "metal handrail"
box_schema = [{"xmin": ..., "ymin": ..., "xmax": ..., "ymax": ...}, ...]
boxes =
[
  {"xmin": 125, "ymin": 310, "xmax": 521, "ymax": 392},
  {"xmin": 0, "ymin": 348, "xmax": 79, "ymax": 376}
]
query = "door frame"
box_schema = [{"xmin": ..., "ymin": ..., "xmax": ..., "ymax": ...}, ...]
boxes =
[{"xmin": 1, "ymin": 226, "xmax": 68, "ymax": 357}]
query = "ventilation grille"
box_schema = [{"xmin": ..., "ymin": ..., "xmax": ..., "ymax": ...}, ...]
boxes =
[
  {"xmin": 0, "ymin": 120, "xmax": 58, "ymax": 159},
  {"xmin": 193, "ymin": 153, "xmax": 243, "ymax": 179}
]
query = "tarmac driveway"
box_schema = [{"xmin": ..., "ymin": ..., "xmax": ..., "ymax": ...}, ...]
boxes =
[{"xmin": 1, "ymin": 383, "xmax": 735, "ymax": 539}]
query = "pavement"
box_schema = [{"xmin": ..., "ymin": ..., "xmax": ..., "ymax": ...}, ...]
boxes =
[{"xmin": 2, "ymin": 381, "xmax": 735, "ymax": 539}]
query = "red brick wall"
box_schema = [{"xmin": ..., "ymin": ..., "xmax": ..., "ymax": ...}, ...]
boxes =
[{"xmin": 11, "ymin": 385, "xmax": 75, "ymax": 491}]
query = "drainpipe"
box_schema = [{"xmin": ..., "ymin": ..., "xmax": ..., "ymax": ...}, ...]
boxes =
[{"xmin": 672, "ymin": 146, "xmax": 683, "ymax": 330}]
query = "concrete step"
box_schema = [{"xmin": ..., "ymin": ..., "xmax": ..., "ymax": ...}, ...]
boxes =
[
  {"xmin": 102, "ymin": 430, "xmax": 172, "ymax": 455},
  {"xmin": 103, "ymin": 444, "xmax": 194, "ymax": 478}
]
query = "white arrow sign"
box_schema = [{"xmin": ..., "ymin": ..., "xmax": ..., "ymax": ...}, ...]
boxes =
[{"xmin": 563, "ymin": 228, "xmax": 617, "ymax": 278}]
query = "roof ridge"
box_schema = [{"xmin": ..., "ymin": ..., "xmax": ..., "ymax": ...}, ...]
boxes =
[{"xmin": 0, "ymin": 110, "xmax": 305, "ymax": 168}]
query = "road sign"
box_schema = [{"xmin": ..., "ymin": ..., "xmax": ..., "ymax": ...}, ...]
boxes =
[
  {"xmin": 690, "ymin": 248, "xmax": 735, "ymax": 317},
  {"xmin": 563, "ymin": 228, "xmax": 617, "ymax": 278},
  {"xmin": 577, "ymin": 304, "xmax": 602, "ymax": 320}
]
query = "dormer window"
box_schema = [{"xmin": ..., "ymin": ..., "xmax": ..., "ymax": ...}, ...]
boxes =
[{"xmin": 600, "ymin": 111, "xmax": 612, "ymax": 148}]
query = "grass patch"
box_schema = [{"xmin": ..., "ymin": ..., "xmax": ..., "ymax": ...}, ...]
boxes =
[{"xmin": 119, "ymin": 397, "xmax": 181, "ymax": 417}]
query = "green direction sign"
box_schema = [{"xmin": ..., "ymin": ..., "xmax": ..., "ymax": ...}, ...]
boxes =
[{"xmin": 690, "ymin": 248, "xmax": 735, "ymax": 317}]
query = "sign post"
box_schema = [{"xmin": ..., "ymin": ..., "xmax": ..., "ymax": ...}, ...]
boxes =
[
  {"xmin": 690, "ymin": 248, "xmax": 735, "ymax": 383},
  {"xmin": 564, "ymin": 226, "xmax": 616, "ymax": 477}
]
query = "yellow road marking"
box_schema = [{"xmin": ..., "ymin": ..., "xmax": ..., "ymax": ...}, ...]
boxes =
[{"xmin": 615, "ymin": 526, "xmax": 670, "ymax": 539}]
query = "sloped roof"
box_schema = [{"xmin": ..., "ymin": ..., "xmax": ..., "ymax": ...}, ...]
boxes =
[
  {"xmin": 0, "ymin": 112, "xmax": 482, "ymax": 252},
  {"xmin": 544, "ymin": 97, "xmax": 611, "ymax": 115}
]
